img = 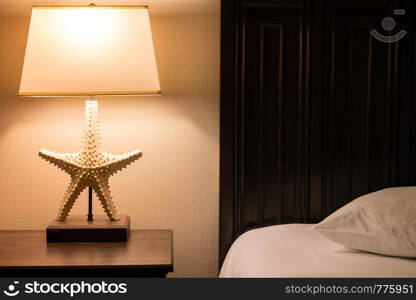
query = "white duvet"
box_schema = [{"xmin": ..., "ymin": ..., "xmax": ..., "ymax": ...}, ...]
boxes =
[{"xmin": 220, "ymin": 224, "xmax": 416, "ymax": 278}]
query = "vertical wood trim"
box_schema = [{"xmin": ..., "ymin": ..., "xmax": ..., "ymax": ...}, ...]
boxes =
[
  {"xmin": 237, "ymin": 1, "xmax": 246, "ymax": 234},
  {"xmin": 257, "ymin": 22, "xmax": 285, "ymax": 224},
  {"xmin": 321, "ymin": 0, "xmax": 330, "ymax": 218},
  {"xmin": 365, "ymin": 34, "xmax": 373, "ymax": 191},
  {"xmin": 347, "ymin": 28, "xmax": 354, "ymax": 201},
  {"xmin": 411, "ymin": 3, "xmax": 416, "ymax": 183},
  {"xmin": 327, "ymin": 12, "xmax": 336, "ymax": 214},
  {"xmin": 386, "ymin": 39, "xmax": 392, "ymax": 185},
  {"xmin": 219, "ymin": 0, "xmax": 238, "ymax": 266},
  {"xmin": 386, "ymin": 40, "xmax": 395, "ymax": 185},
  {"xmin": 302, "ymin": 0, "xmax": 311, "ymax": 221},
  {"xmin": 390, "ymin": 40, "xmax": 398, "ymax": 185},
  {"xmin": 258, "ymin": 23, "xmax": 265, "ymax": 226},
  {"xmin": 296, "ymin": 2, "xmax": 304, "ymax": 222},
  {"xmin": 277, "ymin": 25, "xmax": 284, "ymax": 224}
]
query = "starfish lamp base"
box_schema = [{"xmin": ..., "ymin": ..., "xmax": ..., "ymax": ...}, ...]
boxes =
[
  {"xmin": 40, "ymin": 98, "xmax": 140, "ymax": 242},
  {"xmin": 46, "ymin": 215, "xmax": 131, "ymax": 242},
  {"xmin": 39, "ymin": 98, "xmax": 142, "ymax": 224}
]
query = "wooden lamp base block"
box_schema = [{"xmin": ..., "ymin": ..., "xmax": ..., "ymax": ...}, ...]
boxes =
[{"xmin": 46, "ymin": 215, "xmax": 130, "ymax": 242}]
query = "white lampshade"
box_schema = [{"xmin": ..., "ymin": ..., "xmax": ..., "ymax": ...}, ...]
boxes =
[{"xmin": 19, "ymin": 6, "xmax": 160, "ymax": 96}]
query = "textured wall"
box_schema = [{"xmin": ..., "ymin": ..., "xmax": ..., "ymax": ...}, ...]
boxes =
[{"xmin": 0, "ymin": 12, "xmax": 219, "ymax": 277}]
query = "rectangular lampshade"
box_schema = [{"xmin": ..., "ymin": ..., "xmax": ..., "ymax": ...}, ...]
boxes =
[{"xmin": 19, "ymin": 6, "xmax": 161, "ymax": 96}]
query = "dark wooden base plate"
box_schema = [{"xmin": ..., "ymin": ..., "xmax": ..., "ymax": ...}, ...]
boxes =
[{"xmin": 46, "ymin": 215, "xmax": 130, "ymax": 242}]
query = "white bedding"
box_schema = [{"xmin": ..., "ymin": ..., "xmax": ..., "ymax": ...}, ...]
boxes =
[{"xmin": 220, "ymin": 224, "xmax": 416, "ymax": 278}]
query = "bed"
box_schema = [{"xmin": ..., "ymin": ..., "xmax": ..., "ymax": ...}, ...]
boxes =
[{"xmin": 220, "ymin": 224, "xmax": 416, "ymax": 278}]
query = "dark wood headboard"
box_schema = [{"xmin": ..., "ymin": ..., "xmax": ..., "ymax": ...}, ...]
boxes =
[{"xmin": 220, "ymin": 0, "xmax": 416, "ymax": 265}]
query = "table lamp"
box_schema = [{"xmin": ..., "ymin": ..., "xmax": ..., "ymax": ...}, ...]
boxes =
[{"xmin": 19, "ymin": 4, "xmax": 160, "ymax": 242}]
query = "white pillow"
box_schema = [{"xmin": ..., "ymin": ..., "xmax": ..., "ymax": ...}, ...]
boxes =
[{"xmin": 310, "ymin": 187, "xmax": 416, "ymax": 257}]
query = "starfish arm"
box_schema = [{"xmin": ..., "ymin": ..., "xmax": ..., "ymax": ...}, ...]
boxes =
[
  {"xmin": 56, "ymin": 172, "xmax": 87, "ymax": 221},
  {"xmin": 102, "ymin": 150, "xmax": 143, "ymax": 176},
  {"xmin": 92, "ymin": 175, "xmax": 120, "ymax": 221},
  {"xmin": 39, "ymin": 149, "xmax": 79, "ymax": 174}
]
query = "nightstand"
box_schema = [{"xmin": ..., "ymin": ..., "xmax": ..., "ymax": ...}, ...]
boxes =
[{"xmin": 0, "ymin": 230, "xmax": 173, "ymax": 278}]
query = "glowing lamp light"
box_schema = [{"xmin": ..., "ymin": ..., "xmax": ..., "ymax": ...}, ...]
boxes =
[{"xmin": 19, "ymin": 6, "xmax": 160, "ymax": 96}]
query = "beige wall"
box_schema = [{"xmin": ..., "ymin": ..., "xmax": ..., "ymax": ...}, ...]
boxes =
[{"xmin": 0, "ymin": 10, "xmax": 219, "ymax": 277}]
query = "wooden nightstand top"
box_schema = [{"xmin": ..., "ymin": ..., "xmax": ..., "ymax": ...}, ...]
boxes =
[{"xmin": 0, "ymin": 230, "xmax": 173, "ymax": 277}]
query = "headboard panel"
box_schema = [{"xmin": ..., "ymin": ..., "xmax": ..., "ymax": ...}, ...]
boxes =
[{"xmin": 220, "ymin": 0, "xmax": 416, "ymax": 265}]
